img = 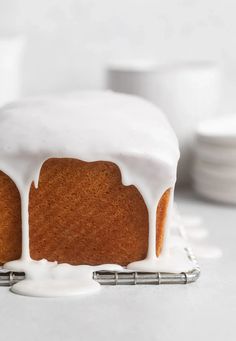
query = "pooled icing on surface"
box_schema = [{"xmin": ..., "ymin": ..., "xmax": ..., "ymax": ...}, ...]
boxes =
[
  {"xmin": 6, "ymin": 260, "xmax": 123, "ymax": 297},
  {"xmin": 1, "ymin": 91, "xmax": 181, "ymax": 297}
]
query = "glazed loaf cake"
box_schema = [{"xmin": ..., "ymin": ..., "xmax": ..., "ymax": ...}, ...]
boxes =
[{"xmin": 0, "ymin": 91, "xmax": 179, "ymax": 270}]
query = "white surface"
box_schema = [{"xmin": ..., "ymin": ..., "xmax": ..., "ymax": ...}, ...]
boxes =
[{"xmin": 0, "ymin": 189, "xmax": 235, "ymax": 340}]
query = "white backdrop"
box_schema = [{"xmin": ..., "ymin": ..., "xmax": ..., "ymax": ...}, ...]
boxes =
[{"xmin": 0, "ymin": 0, "xmax": 235, "ymax": 108}]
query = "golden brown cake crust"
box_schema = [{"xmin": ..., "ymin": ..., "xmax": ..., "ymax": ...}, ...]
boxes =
[
  {"xmin": 156, "ymin": 190, "xmax": 170, "ymax": 256},
  {"xmin": 0, "ymin": 158, "xmax": 170, "ymax": 266},
  {"xmin": 0, "ymin": 172, "xmax": 22, "ymax": 264}
]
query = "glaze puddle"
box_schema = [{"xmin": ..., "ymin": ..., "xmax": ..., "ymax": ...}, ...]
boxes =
[{"xmin": 4, "ymin": 260, "xmax": 123, "ymax": 297}]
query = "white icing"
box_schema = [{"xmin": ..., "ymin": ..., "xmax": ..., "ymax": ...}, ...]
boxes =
[
  {"xmin": 172, "ymin": 206, "xmax": 222, "ymax": 260},
  {"xmin": 190, "ymin": 244, "xmax": 223, "ymax": 259},
  {"xmin": 180, "ymin": 215, "xmax": 208, "ymax": 240},
  {"xmin": 185, "ymin": 227, "xmax": 209, "ymax": 240},
  {"xmin": 1, "ymin": 91, "xmax": 181, "ymax": 297},
  {"xmin": 5, "ymin": 259, "xmax": 123, "ymax": 297},
  {"xmin": 126, "ymin": 247, "xmax": 194, "ymax": 273},
  {"xmin": 181, "ymin": 214, "xmax": 203, "ymax": 229}
]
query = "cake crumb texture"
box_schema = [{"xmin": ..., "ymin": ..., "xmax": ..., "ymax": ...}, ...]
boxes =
[{"xmin": 0, "ymin": 158, "xmax": 170, "ymax": 266}]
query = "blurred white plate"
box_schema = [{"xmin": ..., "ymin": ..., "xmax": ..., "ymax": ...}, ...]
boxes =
[
  {"xmin": 193, "ymin": 177, "xmax": 236, "ymax": 204},
  {"xmin": 193, "ymin": 159, "xmax": 236, "ymax": 182},
  {"xmin": 197, "ymin": 114, "xmax": 236, "ymax": 146},
  {"xmin": 194, "ymin": 142, "xmax": 236, "ymax": 165}
]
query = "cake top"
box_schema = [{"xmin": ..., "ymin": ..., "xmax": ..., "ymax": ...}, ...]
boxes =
[{"xmin": 0, "ymin": 91, "xmax": 179, "ymax": 203}]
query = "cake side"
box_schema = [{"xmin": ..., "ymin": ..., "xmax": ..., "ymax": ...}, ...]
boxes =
[
  {"xmin": 0, "ymin": 171, "xmax": 21, "ymax": 263},
  {"xmin": 0, "ymin": 158, "xmax": 170, "ymax": 266}
]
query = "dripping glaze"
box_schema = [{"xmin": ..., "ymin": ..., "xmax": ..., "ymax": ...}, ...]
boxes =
[{"xmin": 0, "ymin": 91, "xmax": 188, "ymax": 297}]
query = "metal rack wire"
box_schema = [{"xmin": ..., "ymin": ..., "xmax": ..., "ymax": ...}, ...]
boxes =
[{"xmin": 0, "ymin": 247, "xmax": 200, "ymax": 287}]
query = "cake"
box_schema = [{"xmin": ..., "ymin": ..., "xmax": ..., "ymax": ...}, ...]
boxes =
[{"xmin": 0, "ymin": 91, "xmax": 180, "ymax": 297}]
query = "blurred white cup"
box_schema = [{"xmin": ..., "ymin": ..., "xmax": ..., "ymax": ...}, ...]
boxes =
[
  {"xmin": 107, "ymin": 60, "xmax": 158, "ymax": 99},
  {"xmin": 107, "ymin": 60, "xmax": 221, "ymax": 185},
  {"xmin": 0, "ymin": 36, "xmax": 25, "ymax": 107}
]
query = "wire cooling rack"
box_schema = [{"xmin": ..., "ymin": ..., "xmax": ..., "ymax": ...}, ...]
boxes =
[{"xmin": 0, "ymin": 247, "xmax": 200, "ymax": 286}]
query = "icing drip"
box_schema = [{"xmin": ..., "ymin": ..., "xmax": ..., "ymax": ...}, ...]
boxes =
[
  {"xmin": 20, "ymin": 187, "xmax": 31, "ymax": 260},
  {"xmin": 172, "ymin": 207, "xmax": 223, "ymax": 260},
  {"xmin": 127, "ymin": 190, "xmax": 194, "ymax": 273},
  {"xmin": 1, "ymin": 91, "xmax": 181, "ymax": 297}
]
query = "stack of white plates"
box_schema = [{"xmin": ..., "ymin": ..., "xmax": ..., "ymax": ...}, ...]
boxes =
[{"xmin": 193, "ymin": 114, "xmax": 236, "ymax": 204}]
